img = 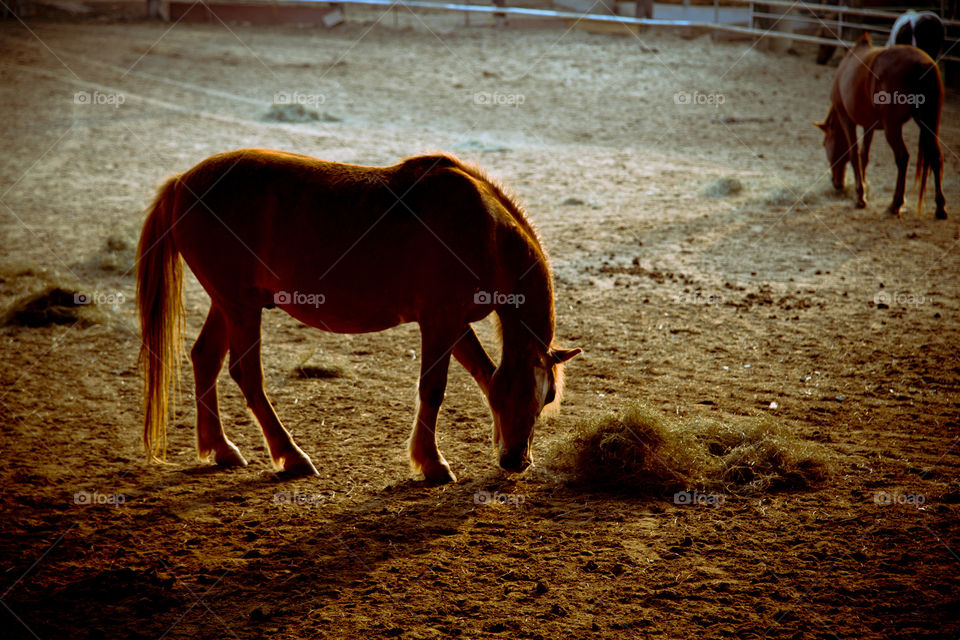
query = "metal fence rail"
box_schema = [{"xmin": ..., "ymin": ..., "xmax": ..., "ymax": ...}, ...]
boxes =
[{"xmin": 314, "ymin": 0, "xmax": 959, "ymax": 63}]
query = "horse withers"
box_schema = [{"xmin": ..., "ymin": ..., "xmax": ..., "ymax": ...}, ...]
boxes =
[
  {"xmin": 136, "ymin": 150, "xmax": 580, "ymax": 483},
  {"xmin": 816, "ymin": 33, "xmax": 947, "ymax": 219}
]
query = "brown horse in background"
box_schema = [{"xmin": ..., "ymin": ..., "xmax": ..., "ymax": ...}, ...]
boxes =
[
  {"xmin": 136, "ymin": 149, "xmax": 580, "ymax": 483},
  {"xmin": 816, "ymin": 33, "xmax": 947, "ymax": 219}
]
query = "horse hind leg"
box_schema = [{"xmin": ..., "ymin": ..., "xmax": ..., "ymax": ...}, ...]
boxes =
[
  {"xmin": 192, "ymin": 305, "xmax": 247, "ymax": 467},
  {"xmin": 921, "ymin": 126, "xmax": 947, "ymax": 219},
  {"xmin": 226, "ymin": 310, "xmax": 318, "ymax": 477},
  {"xmin": 860, "ymin": 127, "xmax": 874, "ymax": 180},
  {"xmin": 884, "ymin": 125, "xmax": 909, "ymax": 216}
]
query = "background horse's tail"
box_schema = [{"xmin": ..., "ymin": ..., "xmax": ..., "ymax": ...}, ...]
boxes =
[
  {"xmin": 136, "ymin": 176, "xmax": 185, "ymax": 462},
  {"xmin": 913, "ymin": 63, "xmax": 943, "ymax": 215}
]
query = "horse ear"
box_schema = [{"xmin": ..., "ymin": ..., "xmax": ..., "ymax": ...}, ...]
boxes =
[
  {"xmin": 857, "ymin": 32, "xmax": 871, "ymax": 46},
  {"xmin": 550, "ymin": 347, "xmax": 582, "ymax": 364},
  {"xmin": 814, "ymin": 121, "xmax": 828, "ymax": 132}
]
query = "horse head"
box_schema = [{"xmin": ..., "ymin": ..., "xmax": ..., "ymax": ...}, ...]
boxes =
[
  {"xmin": 488, "ymin": 346, "xmax": 580, "ymax": 473},
  {"xmin": 815, "ymin": 110, "xmax": 847, "ymax": 190}
]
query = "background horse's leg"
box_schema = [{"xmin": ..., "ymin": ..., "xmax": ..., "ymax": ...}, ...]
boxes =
[
  {"xmin": 883, "ymin": 125, "xmax": 909, "ymax": 215},
  {"xmin": 192, "ymin": 305, "xmax": 247, "ymax": 467},
  {"xmin": 226, "ymin": 310, "xmax": 318, "ymax": 476},
  {"xmin": 408, "ymin": 323, "xmax": 458, "ymax": 484},
  {"xmin": 452, "ymin": 325, "xmax": 496, "ymax": 398},
  {"xmin": 930, "ymin": 152, "xmax": 947, "ymax": 219}
]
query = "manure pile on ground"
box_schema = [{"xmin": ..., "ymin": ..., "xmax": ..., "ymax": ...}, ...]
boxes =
[{"xmin": 549, "ymin": 402, "xmax": 833, "ymax": 494}]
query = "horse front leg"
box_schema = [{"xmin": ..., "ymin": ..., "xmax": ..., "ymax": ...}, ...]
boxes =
[
  {"xmin": 884, "ymin": 125, "xmax": 909, "ymax": 216},
  {"xmin": 842, "ymin": 121, "xmax": 866, "ymax": 208},
  {"xmin": 452, "ymin": 325, "xmax": 496, "ymax": 399},
  {"xmin": 408, "ymin": 323, "xmax": 458, "ymax": 484}
]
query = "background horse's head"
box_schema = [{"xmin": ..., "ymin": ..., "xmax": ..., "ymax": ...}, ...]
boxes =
[
  {"xmin": 488, "ymin": 346, "xmax": 580, "ymax": 473},
  {"xmin": 816, "ymin": 109, "xmax": 848, "ymax": 190}
]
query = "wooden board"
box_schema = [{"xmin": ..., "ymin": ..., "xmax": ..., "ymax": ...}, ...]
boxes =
[{"xmin": 166, "ymin": 0, "xmax": 343, "ymax": 25}]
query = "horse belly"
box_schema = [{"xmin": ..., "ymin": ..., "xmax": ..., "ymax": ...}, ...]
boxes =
[{"xmin": 274, "ymin": 274, "xmax": 417, "ymax": 334}]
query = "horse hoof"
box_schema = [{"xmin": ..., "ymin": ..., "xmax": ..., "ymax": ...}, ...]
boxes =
[
  {"xmin": 886, "ymin": 206, "xmax": 901, "ymax": 216},
  {"xmin": 277, "ymin": 449, "xmax": 319, "ymax": 477},
  {"xmin": 856, "ymin": 200, "xmax": 867, "ymax": 209},
  {"xmin": 421, "ymin": 462, "xmax": 457, "ymax": 484},
  {"xmin": 214, "ymin": 444, "xmax": 248, "ymax": 468},
  {"xmin": 935, "ymin": 209, "xmax": 947, "ymax": 220}
]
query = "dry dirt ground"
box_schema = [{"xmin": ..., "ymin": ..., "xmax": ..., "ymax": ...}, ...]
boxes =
[{"xmin": 2, "ymin": 6, "xmax": 960, "ymax": 639}]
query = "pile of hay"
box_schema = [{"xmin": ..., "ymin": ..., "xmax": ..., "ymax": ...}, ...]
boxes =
[
  {"xmin": 702, "ymin": 176, "xmax": 743, "ymax": 198},
  {"xmin": 291, "ymin": 350, "xmax": 349, "ymax": 380},
  {"xmin": 263, "ymin": 104, "xmax": 341, "ymax": 124},
  {"xmin": 549, "ymin": 402, "xmax": 833, "ymax": 494},
  {"xmin": 1, "ymin": 286, "xmax": 105, "ymax": 328}
]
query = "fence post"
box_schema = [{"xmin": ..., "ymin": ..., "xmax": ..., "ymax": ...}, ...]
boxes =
[{"xmin": 712, "ymin": 0, "xmax": 719, "ymax": 41}]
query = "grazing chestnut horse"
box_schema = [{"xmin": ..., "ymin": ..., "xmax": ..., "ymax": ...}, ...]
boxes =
[
  {"xmin": 816, "ymin": 33, "xmax": 946, "ymax": 219},
  {"xmin": 137, "ymin": 150, "xmax": 580, "ymax": 483}
]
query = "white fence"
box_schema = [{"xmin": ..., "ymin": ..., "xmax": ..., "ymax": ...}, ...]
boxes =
[{"xmin": 323, "ymin": 0, "xmax": 960, "ymax": 63}]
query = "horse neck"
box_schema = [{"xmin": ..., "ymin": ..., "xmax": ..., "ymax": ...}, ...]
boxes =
[{"xmin": 496, "ymin": 266, "xmax": 554, "ymax": 368}]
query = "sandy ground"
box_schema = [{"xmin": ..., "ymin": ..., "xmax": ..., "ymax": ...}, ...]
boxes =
[{"xmin": 1, "ymin": 6, "xmax": 960, "ymax": 639}]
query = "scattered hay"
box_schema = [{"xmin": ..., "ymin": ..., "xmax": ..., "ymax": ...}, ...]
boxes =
[
  {"xmin": 548, "ymin": 402, "xmax": 833, "ymax": 495},
  {"xmin": 2, "ymin": 286, "xmax": 105, "ymax": 328},
  {"xmin": 294, "ymin": 363, "xmax": 348, "ymax": 379},
  {"xmin": 452, "ymin": 139, "xmax": 512, "ymax": 153},
  {"xmin": 702, "ymin": 176, "xmax": 743, "ymax": 198},
  {"xmin": 763, "ymin": 184, "xmax": 820, "ymax": 208},
  {"xmin": 95, "ymin": 233, "xmax": 137, "ymax": 273}
]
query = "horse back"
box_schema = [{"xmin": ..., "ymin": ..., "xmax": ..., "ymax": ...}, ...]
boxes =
[
  {"xmin": 833, "ymin": 43, "xmax": 937, "ymax": 128},
  {"xmin": 168, "ymin": 150, "xmax": 514, "ymax": 323}
]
